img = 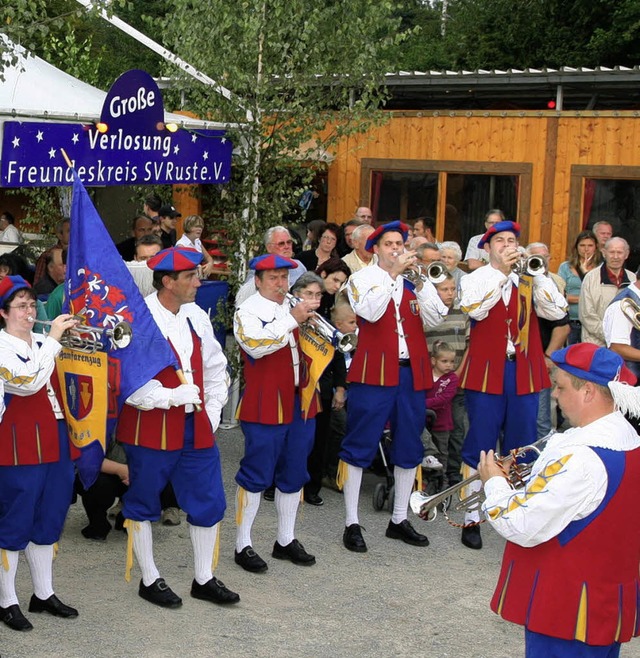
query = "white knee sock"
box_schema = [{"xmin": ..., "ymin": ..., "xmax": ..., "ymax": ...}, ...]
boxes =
[
  {"xmin": 275, "ymin": 489, "xmax": 300, "ymax": 546},
  {"xmin": 463, "ymin": 467, "xmax": 483, "ymax": 525},
  {"xmin": 343, "ymin": 464, "xmax": 363, "ymax": 527},
  {"xmin": 190, "ymin": 524, "xmax": 217, "ymax": 585},
  {"xmin": 235, "ymin": 488, "xmax": 261, "ymax": 552},
  {"xmin": 0, "ymin": 550, "xmax": 19, "ymax": 608},
  {"xmin": 24, "ymin": 543, "xmax": 54, "ymax": 600},
  {"xmin": 132, "ymin": 520, "xmax": 160, "ymax": 586},
  {"xmin": 392, "ymin": 466, "xmax": 417, "ymax": 525}
]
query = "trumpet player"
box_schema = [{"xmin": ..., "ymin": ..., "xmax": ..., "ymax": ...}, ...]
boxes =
[
  {"xmin": 339, "ymin": 220, "xmax": 448, "ymax": 553},
  {"xmin": 0, "ymin": 275, "xmax": 80, "ymax": 631},
  {"xmin": 233, "ymin": 255, "xmax": 320, "ymax": 573},
  {"xmin": 458, "ymin": 221, "xmax": 568, "ymax": 550},
  {"xmin": 479, "ymin": 343, "xmax": 640, "ymax": 658}
]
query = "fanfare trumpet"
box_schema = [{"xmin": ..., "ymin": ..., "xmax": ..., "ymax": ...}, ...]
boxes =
[
  {"xmin": 620, "ymin": 297, "xmax": 640, "ymax": 330},
  {"xmin": 28, "ymin": 316, "xmax": 133, "ymax": 354},
  {"xmin": 511, "ymin": 254, "xmax": 547, "ymax": 277},
  {"xmin": 285, "ymin": 293, "xmax": 358, "ymax": 354},
  {"xmin": 401, "ymin": 261, "xmax": 448, "ymax": 286},
  {"xmin": 410, "ymin": 434, "xmax": 553, "ymax": 524}
]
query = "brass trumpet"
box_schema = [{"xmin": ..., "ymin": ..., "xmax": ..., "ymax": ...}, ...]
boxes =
[
  {"xmin": 285, "ymin": 293, "xmax": 358, "ymax": 354},
  {"xmin": 512, "ymin": 254, "xmax": 547, "ymax": 276},
  {"xmin": 28, "ymin": 316, "xmax": 133, "ymax": 354},
  {"xmin": 410, "ymin": 433, "xmax": 553, "ymax": 524},
  {"xmin": 620, "ymin": 297, "xmax": 640, "ymax": 330},
  {"xmin": 402, "ymin": 261, "xmax": 449, "ymax": 286}
]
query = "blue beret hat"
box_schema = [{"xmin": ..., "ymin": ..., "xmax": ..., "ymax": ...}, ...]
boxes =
[
  {"xmin": 249, "ymin": 254, "xmax": 298, "ymax": 271},
  {"xmin": 147, "ymin": 246, "xmax": 203, "ymax": 271},
  {"xmin": 551, "ymin": 343, "xmax": 636, "ymax": 387},
  {"xmin": 365, "ymin": 220, "xmax": 410, "ymax": 253},
  {"xmin": 477, "ymin": 220, "xmax": 521, "ymax": 248},
  {"xmin": 0, "ymin": 275, "xmax": 31, "ymax": 307}
]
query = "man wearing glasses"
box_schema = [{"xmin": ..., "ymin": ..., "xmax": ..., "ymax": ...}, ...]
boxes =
[{"xmin": 235, "ymin": 226, "xmax": 307, "ymax": 306}]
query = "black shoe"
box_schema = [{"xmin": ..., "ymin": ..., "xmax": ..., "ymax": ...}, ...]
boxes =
[
  {"xmin": 0, "ymin": 604, "xmax": 33, "ymax": 631},
  {"xmin": 461, "ymin": 525, "xmax": 483, "ymax": 550},
  {"xmin": 460, "ymin": 525, "xmax": 482, "ymax": 550},
  {"xmin": 263, "ymin": 486, "xmax": 275, "ymax": 502},
  {"xmin": 81, "ymin": 524, "xmax": 110, "ymax": 541},
  {"xmin": 234, "ymin": 546, "xmax": 268, "ymax": 573},
  {"xmin": 272, "ymin": 539, "xmax": 316, "ymax": 566},
  {"xmin": 385, "ymin": 519, "xmax": 429, "ymax": 547},
  {"xmin": 304, "ymin": 492, "xmax": 324, "ymax": 506},
  {"xmin": 343, "ymin": 523, "xmax": 367, "ymax": 553},
  {"xmin": 114, "ymin": 511, "xmax": 125, "ymax": 532},
  {"xmin": 138, "ymin": 578, "xmax": 182, "ymax": 608},
  {"xmin": 28, "ymin": 594, "xmax": 78, "ymax": 618},
  {"xmin": 191, "ymin": 578, "xmax": 240, "ymax": 605}
]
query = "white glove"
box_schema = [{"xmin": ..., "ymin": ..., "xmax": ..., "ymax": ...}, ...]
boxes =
[{"xmin": 170, "ymin": 384, "xmax": 202, "ymax": 407}]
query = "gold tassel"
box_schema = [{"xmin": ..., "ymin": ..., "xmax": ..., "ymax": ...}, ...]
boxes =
[
  {"xmin": 212, "ymin": 525, "xmax": 220, "ymax": 572},
  {"xmin": 235, "ymin": 487, "xmax": 246, "ymax": 526},
  {"xmin": 336, "ymin": 460, "xmax": 348, "ymax": 491},
  {"xmin": 123, "ymin": 519, "xmax": 137, "ymax": 582},
  {"xmin": 1, "ymin": 549, "xmax": 8, "ymax": 572},
  {"xmin": 415, "ymin": 465, "xmax": 423, "ymax": 492},
  {"xmin": 52, "ymin": 542, "xmax": 59, "ymax": 560}
]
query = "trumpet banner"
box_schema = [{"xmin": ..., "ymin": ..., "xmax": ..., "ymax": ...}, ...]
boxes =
[
  {"xmin": 515, "ymin": 274, "xmax": 533, "ymax": 356},
  {"xmin": 55, "ymin": 348, "xmax": 108, "ymax": 451},
  {"xmin": 298, "ymin": 326, "xmax": 335, "ymax": 420}
]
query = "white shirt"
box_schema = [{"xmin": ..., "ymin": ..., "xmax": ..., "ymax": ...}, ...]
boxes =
[
  {"xmin": 0, "ymin": 224, "xmax": 24, "ymax": 244},
  {"xmin": 234, "ymin": 292, "xmax": 301, "ymax": 386},
  {"xmin": 464, "ymin": 234, "xmax": 488, "ymax": 264},
  {"xmin": 347, "ymin": 263, "xmax": 448, "ymax": 359},
  {"xmin": 176, "ymin": 234, "xmax": 203, "ymax": 252},
  {"xmin": 482, "ymin": 412, "xmax": 640, "ymax": 547},
  {"xmin": 125, "ymin": 260, "xmax": 155, "ymax": 298},
  {"xmin": 0, "ymin": 330, "xmax": 63, "ymax": 418},
  {"xmin": 234, "ymin": 260, "xmax": 307, "ymax": 307},
  {"xmin": 125, "ymin": 293, "xmax": 229, "ymax": 431},
  {"xmin": 603, "ymin": 283, "xmax": 640, "ymax": 347}
]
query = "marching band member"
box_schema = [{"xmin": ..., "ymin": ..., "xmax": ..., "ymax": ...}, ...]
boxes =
[
  {"xmin": 116, "ymin": 247, "xmax": 239, "ymax": 609},
  {"xmin": 339, "ymin": 220, "xmax": 448, "ymax": 553},
  {"xmin": 0, "ymin": 276, "xmax": 79, "ymax": 631},
  {"xmin": 233, "ymin": 255, "xmax": 319, "ymax": 573},
  {"xmin": 458, "ymin": 221, "xmax": 568, "ymax": 550},
  {"xmin": 479, "ymin": 343, "xmax": 640, "ymax": 658}
]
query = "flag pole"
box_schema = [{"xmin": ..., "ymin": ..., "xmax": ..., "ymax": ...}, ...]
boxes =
[{"xmin": 60, "ymin": 148, "xmax": 73, "ymax": 168}]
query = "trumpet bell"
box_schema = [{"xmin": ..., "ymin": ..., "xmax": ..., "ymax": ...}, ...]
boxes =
[
  {"xmin": 410, "ymin": 491, "xmax": 439, "ymax": 521},
  {"xmin": 111, "ymin": 321, "xmax": 133, "ymax": 349}
]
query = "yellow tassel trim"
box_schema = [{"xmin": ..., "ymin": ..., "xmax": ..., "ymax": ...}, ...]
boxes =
[
  {"xmin": 123, "ymin": 519, "xmax": 138, "ymax": 582},
  {"xmin": 336, "ymin": 460, "xmax": 349, "ymax": 491},
  {"xmin": 415, "ymin": 465, "xmax": 423, "ymax": 492},
  {"xmin": 235, "ymin": 487, "xmax": 246, "ymax": 526},
  {"xmin": 1, "ymin": 549, "xmax": 8, "ymax": 572},
  {"xmin": 52, "ymin": 542, "xmax": 59, "ymax": 560},
  {"xmin": 212, "ymin": 526, "xmax": 220, "ymax": 572}
]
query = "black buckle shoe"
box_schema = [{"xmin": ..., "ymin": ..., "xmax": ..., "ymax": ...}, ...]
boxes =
[
  {"xmin": 0, "ymin": 604, "xmax": 33, "ymax": 631},
  {"xmin": 234, "ymin": 546, "xmax": 268, "ymax": 573},
  {"xmin": 191, "ymin": 577, "xmax": 240, "ymax": 605},
  {"xmin": 461, "ymin": 525, "xmax": 483, "ymax": 550},
  {"xmin": 263, "ymin": 486, "xmax": 275, "ymax": 501},
  {"xmin": 343, "ymin": 523, "xmax": 367, "ymax": 553},
  {"xmin": 28, "ymin": 594, "xmax": 78, "ymax": 618},
  {"xmin": 303, "ymin": 492, "xmax": 324, "ymax": 506},
  {"xmin": 138, "ymin": 578, "xmax": 182, "ymax": 608},
  {"xmin": 272, "ymin": 539, "xmax": 316, "ymax": 566},
  {"xmin": 385, "ymin": 519, "xmax": 429, "ymax": 547}
]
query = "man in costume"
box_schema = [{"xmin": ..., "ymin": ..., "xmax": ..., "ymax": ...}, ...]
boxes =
[
  {"xmin": 0, "ymin": 275, "xmax": 79, "ymax": 631},
  {"xmin": 116, "ymin": 246, "xmax": 238, "ymax": 608},
  {"xmin": 458, "ymin": 220, "xmax": 568, "ymax": 550},
  {"xmin": 479, "ymin": 343, "xmax": 640, "ymax": 658},
  {"xmin": 339, "ymin": 220, "xmax": 448, "ymax": 553},
  {"xmin": 233, "ymin": 254, "xmax": 319, "ymax": 573}
]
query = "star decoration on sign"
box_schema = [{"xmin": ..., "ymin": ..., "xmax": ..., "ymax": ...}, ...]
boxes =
[
  {"xmin": 221, "ymin": 138, "xmax": 226, "ymax": 144},
  {"xmin": 12, "ymin": 136, "xmax": 20, "ymax": 148},
  {"xmin": 72, "ymin": 133, "xmax": 80, "ymax": 144},
  {"xmin": 203, "ymin": 151, "xmax": 209, "ymax": 161},
  {"xmin": 49, "ymin": 148, "xmax": 56, "ymax": 159},
  {"xmin": 36, "ymin": 131, "xmax": 44, "ymax": 143},
  {"xmin": 191, "ymin": 134, "xmax": 197, "ymax": 143},
  {"xmin": 173, "ymin": 145, "xmax": 180, "ymax": 155}
]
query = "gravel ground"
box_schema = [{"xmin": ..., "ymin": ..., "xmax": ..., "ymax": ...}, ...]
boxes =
[{"xmin": 3, "ymin": 425, "xmax": 638, "ymax": 658}]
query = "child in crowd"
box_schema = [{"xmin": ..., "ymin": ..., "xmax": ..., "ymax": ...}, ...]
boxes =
[
  {"xmin": 424, "ymin": 341, "xmax": 459, "ymax": 479},
  {"xmin": 425, "ymin": 272, "xmax": 470, "ymax": 485}
]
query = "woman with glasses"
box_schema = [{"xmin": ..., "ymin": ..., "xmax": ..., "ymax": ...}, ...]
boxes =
[
  {"xmin": 296, "ymin": 223, "xmax": 340, "ymax": 272},
  {"xmin": 0, "ymin": 276, "xmax": 79, "ymax": 631}
]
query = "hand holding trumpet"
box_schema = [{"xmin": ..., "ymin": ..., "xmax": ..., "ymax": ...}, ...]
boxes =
[
  {"xmin": 478, "ymin": 449, "xmax": 511, "ymax": 484},
  {"xmin": 45, "ymin": 314, "xmax": 80, "ymax": 343}
]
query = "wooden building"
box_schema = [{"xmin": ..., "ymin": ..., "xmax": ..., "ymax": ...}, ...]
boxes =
[{"xmin": 324, "ymin": 67, "xmax": 640, "ymax": 270}]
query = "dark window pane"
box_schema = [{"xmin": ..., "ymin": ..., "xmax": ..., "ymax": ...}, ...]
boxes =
[{"xmin": 371, "ymin": 171, "xmax": 438, "ymax": 224}]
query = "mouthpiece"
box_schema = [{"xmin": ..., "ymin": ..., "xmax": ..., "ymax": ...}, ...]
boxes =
[
  {"xmin": 392, "ymin": 251, "xmax": 400, "ymax": 257},
  {"xmin": 27, "ymin": 316, "xmax": 35, "ymax": 323}
]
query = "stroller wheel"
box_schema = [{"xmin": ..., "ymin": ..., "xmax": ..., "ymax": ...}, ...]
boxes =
[
  {"xmin": 373, "ymin": 482, "xmax": 387, "ymax": 511},
  {"xmin": 386, "ymin": 485, "xmax": 395, "ymax": 512}
]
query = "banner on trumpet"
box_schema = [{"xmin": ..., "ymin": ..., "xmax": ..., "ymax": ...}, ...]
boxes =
[{"xmin": 298, "ymin": 326, "xmax": 334, "ymax": 420}]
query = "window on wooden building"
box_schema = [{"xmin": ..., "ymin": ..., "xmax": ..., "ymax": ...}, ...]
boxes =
[{"xmin": 371, "ymin": 171, "xmax": 438, "ymax": 224}]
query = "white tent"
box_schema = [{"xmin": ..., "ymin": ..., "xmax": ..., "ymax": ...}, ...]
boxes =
[{"xmin": 0, "ymin": 37, "xmax": 230, "ymax": 143}]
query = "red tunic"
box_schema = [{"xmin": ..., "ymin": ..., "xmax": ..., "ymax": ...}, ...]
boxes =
[
  {"xmin": 348, "ymin": 286, "xmax": 432, "ymax": 391},
  {"xmin": 237, "ymin": 329, "xmax": 319, "ymax": 425},
  {"xmin": 491, "ymin": 447, "xmax": 640, "ymax": 645},
  {"xmin": 117, "ymin": 328, "xmax": 214, "ymax": 450},
  {"xmin": 460, "ymin": 283, "xmax": 549, "ymax": 395}
]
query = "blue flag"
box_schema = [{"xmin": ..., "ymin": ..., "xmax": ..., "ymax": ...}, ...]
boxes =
[{"xmin": 62, "ymin": 171, "xmax": 178, "ymax": 488}]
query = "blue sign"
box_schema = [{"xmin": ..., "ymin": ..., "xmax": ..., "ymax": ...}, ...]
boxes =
[{"xmin": 1, "ymin": 69, "xmax": 232, "ymax": 187}]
